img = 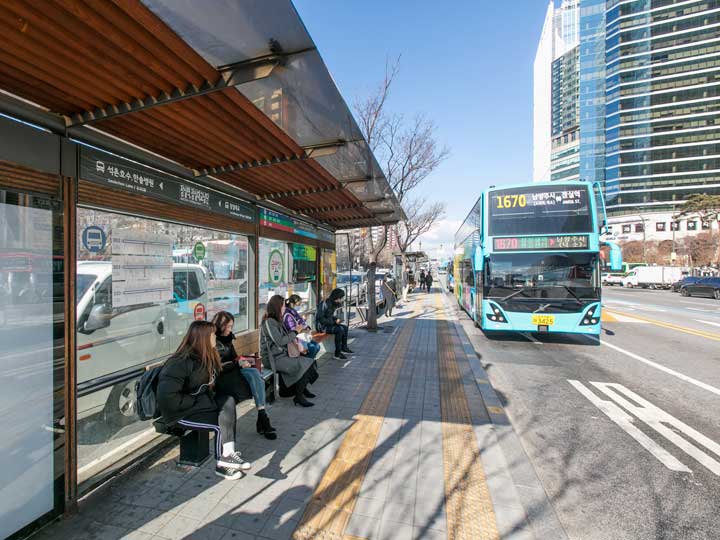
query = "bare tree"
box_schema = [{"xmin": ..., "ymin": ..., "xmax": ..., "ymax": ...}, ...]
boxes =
[
  {"xmin": 396, "ymin": 198, "xmax": 446, "ymax": 262},
  {"xmin": 353, "ymin": 57, "xmax": 399, "ymax": 330},
  {"xmin": 353, "ymin": 56, "xmax": 449, "ymax": 327},
  {"xmin": 383, "ymin": 114, "xmax": 450, "ymax": 204}
]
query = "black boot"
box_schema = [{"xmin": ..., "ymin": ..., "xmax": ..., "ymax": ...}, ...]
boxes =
[
  {"xmin": 256, "ymin": 410, "xmax": 277, "ymax": 440},
  {"xmin": 303, "ymin": 388, "xmax": 316, "ymax": 398}
]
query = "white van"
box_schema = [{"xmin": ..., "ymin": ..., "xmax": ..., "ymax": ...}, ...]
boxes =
[{"xmin": 76, "ymin": 262, "xmax": 207, "ymax": 427}]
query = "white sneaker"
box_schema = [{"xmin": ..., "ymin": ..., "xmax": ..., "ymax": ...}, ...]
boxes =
[
  {"xmin": 215, "ymin": 466, "xmax": 242, "ymax": 480},
  {"xmin": 217, "ymin": 451, "xmax": 252, "ymax": 471}
]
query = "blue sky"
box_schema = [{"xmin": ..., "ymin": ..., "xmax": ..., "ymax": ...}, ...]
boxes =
[{"xmin": 293, "ymin": 0, "xmax": 550, "ymax": 258}]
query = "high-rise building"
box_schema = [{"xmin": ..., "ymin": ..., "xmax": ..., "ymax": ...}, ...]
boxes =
[
  {"xmin": 534, "ymin": 0, "xmax": 581, "ymax": 182},
  {"xmin": 578, "ymin": 0, "xmax": 607, "ymax": 190},
  {"xmin": 603, "ymin": 0, "xmax": 720, "ymax": 217},
  {"xmin": 550, "ymin": 45, "xmax": 580, "ymax": 181}
]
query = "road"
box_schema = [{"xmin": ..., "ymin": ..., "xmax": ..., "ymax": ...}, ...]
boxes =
[{"xmin": 451, "ymin": 285, "xmax": 720, "ymax": 540}]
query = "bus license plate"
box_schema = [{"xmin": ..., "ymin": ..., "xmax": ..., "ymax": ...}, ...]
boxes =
[{"xmin": 532, "ymin": 315, "xmax": 555, "ymax": 326}]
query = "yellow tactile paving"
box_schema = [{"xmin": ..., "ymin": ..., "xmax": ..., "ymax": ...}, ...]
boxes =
[
  {"xmin": 292, "ymin": 318, "xmax": 417, "ymax": 540},
  {"xmin": 436, "ymin": 296, "xmax": 500, "ymax": 540}
]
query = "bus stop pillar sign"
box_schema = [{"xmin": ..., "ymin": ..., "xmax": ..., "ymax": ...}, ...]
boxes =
[{"xmin": 82, "ymin": 226, "xmax": 107, "ymax": 253}]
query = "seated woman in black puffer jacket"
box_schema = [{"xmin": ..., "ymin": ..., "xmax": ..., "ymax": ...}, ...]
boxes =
[
  {"xmin": 156, "ymin": 321, "xmax": 251, "ymax": 480},
  {"xmin": 212, "ymin": 311, "xmax": 276, "ymax": 440}
]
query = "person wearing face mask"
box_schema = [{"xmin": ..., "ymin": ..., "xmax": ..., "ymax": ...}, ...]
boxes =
[{"xmin": 317, "ymin": 288, "xmax": 353, "ymax": 360}]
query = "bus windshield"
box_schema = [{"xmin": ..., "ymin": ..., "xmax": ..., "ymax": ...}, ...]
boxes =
[
  {"xmin": 488, "ymin": 185, "xmax": 593, "ymax": 236},
  {"xmin": 484, "ymin": 253, "xmax": 599, "ymax": 300}
]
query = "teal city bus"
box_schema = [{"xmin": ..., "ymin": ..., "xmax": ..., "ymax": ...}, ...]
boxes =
[{"xmin": 453, "ymin": 181, "xmax": 612, "ymax": 336}]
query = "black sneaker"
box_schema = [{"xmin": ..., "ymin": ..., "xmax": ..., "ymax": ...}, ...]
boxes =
[
  {"xmin": 215, "ymin": 466, "xmax": 242, "ymax": 480},
  {"xmin": 334, "ymin": 352, "xmax": 347, "ymax": 360},
  {"xmin": 341, "ymin": 348, "xmax": 354, "ymax": 354},
  {"xmin": 217, "ymin": 451, "xmax": 252, "ymax": 471}
]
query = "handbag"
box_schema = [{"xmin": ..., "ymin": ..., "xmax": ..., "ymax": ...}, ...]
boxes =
[{"xmin": 287, "ymin": 340, "xmax": 301, "ymax": 358}]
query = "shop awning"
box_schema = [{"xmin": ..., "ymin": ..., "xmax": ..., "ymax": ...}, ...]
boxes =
[{"xmin": 0, "ymin": 0, "xmax": 403, "ymax": 228}]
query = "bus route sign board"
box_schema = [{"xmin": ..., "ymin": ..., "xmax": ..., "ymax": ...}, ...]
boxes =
[
  {"xmin": 493, "ymin": 235, "xmax": 589, "ymax": 252},
  {"xmin": 490, "ymin": 186, "xmax": 588, "ymax": 217},
  {"xmin": 80, "ymin": 147, "xmax": 255, "ymax": 222}
]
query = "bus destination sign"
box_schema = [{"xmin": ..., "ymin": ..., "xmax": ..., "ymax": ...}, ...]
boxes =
[
  {"xmin": 491, "ymin": 188, "xmax": 587, "ymax": 215},
  {"xmin": 493, "ymin": 235, "xmax": 589, "ymax": 252}
]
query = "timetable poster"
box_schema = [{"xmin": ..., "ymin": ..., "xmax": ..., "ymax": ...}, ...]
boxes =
[{"xmin": 111, "ymin": 230, "xmax": 173, "ymax": 307}]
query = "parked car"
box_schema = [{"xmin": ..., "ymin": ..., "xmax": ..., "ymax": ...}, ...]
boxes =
[
  {"xmin": 680, "ymin": 277, "xmax": 720, "ymax": 299},
  {"xmin": 76, "ymin": 261, "xmax": 208, "ymax": 427},
  {"xmin": 602, "ymin": 272, "xmax": 626, "ymax": 286},
  {"xmin": 336, "ymin": 271, "xmax": 367, "ymax": 305},
  {"xmin": 671, "ymin": 276, "xmax": 699, "ymax": 293}
]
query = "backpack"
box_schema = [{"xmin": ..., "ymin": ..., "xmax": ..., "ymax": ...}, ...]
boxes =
[{"xmin": 135, "ymin": 365, "xmax": 164, "ymax": 421}]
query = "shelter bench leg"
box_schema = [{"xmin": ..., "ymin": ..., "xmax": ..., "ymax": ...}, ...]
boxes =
[{"xmin": 177, "ymin": 430, "xmax": 210, "ymax": 467}]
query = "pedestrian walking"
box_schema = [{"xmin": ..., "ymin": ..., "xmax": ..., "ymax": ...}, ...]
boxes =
[
  {"xmin": 381, "ymin": 274, "xmax": 397, "ymax": 317},
  {"xmin": 425, "ymin": 271, "xmax": 433, "ymax": 293}
]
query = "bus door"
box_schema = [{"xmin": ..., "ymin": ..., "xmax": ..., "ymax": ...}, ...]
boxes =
[{"xmin": 473, "ymin": 250, "xmax": 484, "ymax": 324}]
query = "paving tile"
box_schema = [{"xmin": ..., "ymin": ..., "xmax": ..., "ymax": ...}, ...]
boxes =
[
  {"xmin": 380, "ymin": 501, "xmax": 414, "ymax": 526},
  {"xmin": 154, "ymin": 515, "xmax": 201, "ymax": 540},
  {"xmin": 119, "ymin": 531, "xmax": 154, "ymax": 540},
  {"xmin": 257, "ymin": 516, "xmax": 299, "ymax": 540},
  {"xmin": 182, "ymin": 524, "xmax": 230, "ymax": 540},
  {"xmin": 217, "ymin": 531, "xmax": 256, "ymax": 540},
  {"xmin": 352, "ymin": 495, "xmax": 386, "ymax": 519},
  {"xmin": 230, "ymin": 512, "xmax": 270, "ymax": 535},
  {"xmin": 139, "ymin": 509, "xmax": 175, "ymax": 535},
  {"xmin": 378, "ymin": 519, "xmax": 414, "ymax": 540},
  {"xmin": 345, "ymin": 513, "xmax": 381, "ymax": 539}
]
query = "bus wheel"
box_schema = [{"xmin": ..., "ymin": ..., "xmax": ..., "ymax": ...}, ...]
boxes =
[{"xmin": 714, "ymin": 289, "xmax": 720, "ymax": 300}]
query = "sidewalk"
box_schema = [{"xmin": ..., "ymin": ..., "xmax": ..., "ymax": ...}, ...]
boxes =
[{"xmin": 33, "ymin": 291, "xmax": 562, "ymax": 540}]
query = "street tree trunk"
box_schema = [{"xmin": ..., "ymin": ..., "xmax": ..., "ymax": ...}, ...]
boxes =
[{"xmin": 365, "ymin": 226, "xmax": 388, "ymax": 331}]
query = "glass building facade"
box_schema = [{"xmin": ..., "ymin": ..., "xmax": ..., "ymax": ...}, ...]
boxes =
[
  {"xmin": 579, "ymin": 0, "xmax": 608, "ymax": 193},
  {"xmin": 604, "ymin": 0, "xmax": 720, "ymax": 216},
  {"xmin": 551, "ymin": 46, "xmax": 581, "ymax": 181}
]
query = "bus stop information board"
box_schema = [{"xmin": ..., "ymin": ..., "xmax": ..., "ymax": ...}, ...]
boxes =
[
  {"xmin": 260, "ymin": 208, "xmax": 318, "ymax": 239},
  {"xmin": 493, "ymin": 235, "xmax": 589, "ymax": 252},
  {"xmin": 81, "ymin": 148, "xmax": 255, "ymax": 222}
]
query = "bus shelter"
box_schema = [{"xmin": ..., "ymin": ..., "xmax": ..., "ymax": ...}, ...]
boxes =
[{"xmin": 0, "ymin": 2, "xmax": 403, "ymax": 538}]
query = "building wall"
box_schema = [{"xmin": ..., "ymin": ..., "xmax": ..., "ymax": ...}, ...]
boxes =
[
  {"xmin": 535, "ymin": 0, "xmax": 582, "ymax": 183},
  {"xmin": 534, "ymin": 1, "xmax": 557, "ymax": 183},
  {"xmin": 604, "ymin": 0, "xmax": 720, "ymax": 217}
]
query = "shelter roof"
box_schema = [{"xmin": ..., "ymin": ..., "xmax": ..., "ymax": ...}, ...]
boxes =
[{"xmin": 0, "ymin": 0, "xmax": 402, "ymax": 228}]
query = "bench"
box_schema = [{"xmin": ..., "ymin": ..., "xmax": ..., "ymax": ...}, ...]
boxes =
[{"xmin": 151, "ymin": 329, "xmax": 277, "ymax": 467}]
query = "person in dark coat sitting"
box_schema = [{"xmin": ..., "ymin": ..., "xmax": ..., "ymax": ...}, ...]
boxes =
[
  {"xmin": 157, "ymin": 321, "xmax": 251, "ymax": 480},
  {"xmin": 317, "ymin": 288, "xmax": 353, "ymax": 359},
  {"xmin": 261, "ymin": 295, "xmax": 319, "ymax": 407},
  {"xmin": 212, "ymin": 311, "xmax": 276, "ymax": 440}
]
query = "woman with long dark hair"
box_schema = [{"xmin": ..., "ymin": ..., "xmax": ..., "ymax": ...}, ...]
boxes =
[
  {"xmin": 261, "ymin": 295, "xmax": 319, "ymax": 407},
  {"xmin": 157, "ymin": 320, "xmax": 251, "ymax": 480},
  {"xmin": 212, "ymin": 311, "xmax": 277, "ymax": 440}
]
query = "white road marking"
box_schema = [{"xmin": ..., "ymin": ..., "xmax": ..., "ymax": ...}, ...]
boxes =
[
  {"xmin": 695, "ymin": 319, "xmax": 720, "ymax": 328},
  {"xmin": 592, "ymin": 382, "xmax": 720, "ymax": 476},
  {"xmin": 688, "ymin": 308, "xmax": 718, "ymax": 313},
  {"xmin": 598, "ymin": 340, "xmax": 720, "ymax": 397},
  {"xmin": 568, "ymin": 380, "xmax": 690, "ymax": 473}
]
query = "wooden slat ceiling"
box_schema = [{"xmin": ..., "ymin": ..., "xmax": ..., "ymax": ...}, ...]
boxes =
[{"xmin": 0, "ymin": 0, "xmax": 386, "ymax": 228}]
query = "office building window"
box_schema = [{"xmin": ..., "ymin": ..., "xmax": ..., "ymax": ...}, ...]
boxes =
[
  {"xmin": 622, "ymin": 224, "xmax": 631, "ymax": 233},
  {"xmin": 687, "ymin": 221, "xmax": 697, "ymax": 231},
  {"xmin": 671, "ymin": 222, "xmax": 680, "ymax": 231},
  {"xmin": 656, "ymin": 222, "xmax": 666, "ymax": 232},
  {"xmin": 634, "ymin": 223, "xmax": 644, "ymax": 233}
]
